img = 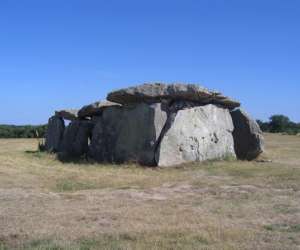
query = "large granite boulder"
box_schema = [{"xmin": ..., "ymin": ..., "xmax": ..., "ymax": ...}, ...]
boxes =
[
  {"xmin": 231, "ymin": 109, "xmax": 264, "ymax": 160},
  {"xmin": 60, "ymin": 120, "xmax": 94, "ymax": 158},
  {"xmin": 107, "ymin": 83, "xmax": 240, "ymax": 109},
  {"xmin": 55, "ymin": 109, "xmax": 78, "ymax": 121},
  {"xmin": 156, "ymin": 104, "xmax": 236, "ymax": 167},
  {"xmin": 89, "ymin": 103, "xmax": 167, "ymax": 165},
  {"xmin": 45, "ymin": 116, "xmax": 65, "ymax": 152},
  {"xmin": 78, "ymin": 100, "xmax": 121, "ymax": 118}
]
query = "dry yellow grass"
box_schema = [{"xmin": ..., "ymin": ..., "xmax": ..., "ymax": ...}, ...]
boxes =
[{"xmin": 0, "ymin": 134, "xmax": 299, "ymax": 250}]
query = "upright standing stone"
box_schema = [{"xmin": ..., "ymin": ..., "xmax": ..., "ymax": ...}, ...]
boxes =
[
  {"xmin": 231, "ymin": 109, "xmax": 264, "ymax": 160},
  {"xmin": 45, "ymin": 116, "xmax": 65, "ymax": 152},
  {"xmin": 88, "ymin": 106, "xmax": 124, "ymax": 162},
  {"xmin": 60, "ymin": 120, "xmax": 94, "ymax": 158},
  {"xmin": 156, "ymin": 104, "xmax": 236, "ymax": 167},
  {"xmin": 89, "ymin": 103, "xmax": 168, "ymax": 165}
]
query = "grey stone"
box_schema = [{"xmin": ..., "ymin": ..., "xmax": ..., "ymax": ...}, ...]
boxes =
[
  {"xmin": 156, "ymin": 104, "xmax": 236, "ymax": 167},
  {"xmin": 55, "ymin": 109, "xmax": 78, "ymax": 121},
  {"xmin": 231, "ymin": 109, "xmax": 264, "ymax": 160},
  {"xmin": 88, "ymin": 106, "xmax": 124, "ymax": 162},
  {"xmin": 89, "ymin": 103, "xmax": 168, "ymax": 165},
  {"xmin": 107, "ymin": 83, "xmax": 240, "ymax": 109},
  {"xmin": 60, "ymin": 120, "xmax": 94, "ymax": 157},
  {"xmin": 78, "ymin": 100, "xmax": 121, "ymax": 118},
  {"xmin": 45, "ymin": 116, "xmax": 65, "ymax": 152}
]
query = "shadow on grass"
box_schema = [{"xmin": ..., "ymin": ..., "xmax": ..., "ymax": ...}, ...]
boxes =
[
  {"xmin": 56, "ymin": 152, "xmax": 159, "ymax": 169},
  {"xmin": 25, "ymin": 150, "xmax": 91, "ymax": 165},
  {"xmin": 57, "ymin": 152, "xmax": 90, "ymax": 164},
  {"xmin": 24, "ymin": 150, "xmax": 49, "ymax": 159}
]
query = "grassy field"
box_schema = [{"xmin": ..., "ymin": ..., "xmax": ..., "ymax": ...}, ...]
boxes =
[{"xmin": 0, "ymin": 134, "xmax": 299, "ymax": 250}]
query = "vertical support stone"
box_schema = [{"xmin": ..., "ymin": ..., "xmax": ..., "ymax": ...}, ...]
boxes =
[
  {"xmin": 231, "ymin": 109, "xmax": 264, "ymax": 160},
  {"xmin": 45, "ymin": 116, "xmax": 65, "ymax": 152},
  {"xmin": 60, "ymin": 120, "xmax": 94, "ymax": 158}
]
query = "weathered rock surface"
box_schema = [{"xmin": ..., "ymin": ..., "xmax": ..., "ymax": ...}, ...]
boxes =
[
  {"xmin": 89, "ymin": 103, "xmax": 167, "ymax": 165},
  {"xmin": 231, "ymin": 109, "xmax": 264, "ymax": 160},
  {"xmin": 156, "ymin": 104, "xmax": 236, "ymax": 167},
  {"xmin": 45, "ymin": 116, "xmax": 65, "ymax": 152},
  {"xmin": 60, "ymin": 120, "xmax": 94, "ymax": 157},
  {"xmin": 55, "ymin": 109, "xmax": 78, "ymax": 121},
  {"xmin": 107, "ymin": 83, "xmax": 240, "ymax": 109},
  {"xmin": 78, "ymin": 100, "xmax": 121, "ymax": 118}
]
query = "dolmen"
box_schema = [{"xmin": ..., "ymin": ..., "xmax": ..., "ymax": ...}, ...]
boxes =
[{"xmin": 45, "ymin": 83, "xmax": 264, "ymax": 167}]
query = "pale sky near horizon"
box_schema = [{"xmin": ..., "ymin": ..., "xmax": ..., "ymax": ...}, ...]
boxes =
[{"xmin": 0, "ymin": 0, "xmax": 299, "ymax": 125}]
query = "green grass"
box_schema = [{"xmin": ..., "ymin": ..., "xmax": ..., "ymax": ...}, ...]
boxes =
[
  {"xmin": 0, "ymin": 241, "xmax": 7, "ymax": 250},
  {"xmin": 24, "ymin": 239, "xmax": 64, "ymax": 250},
  {"xmin": 273, "ymin": 204, "xmax": 300, "ymax": 215},
  {"xmin": 22, "ymin": 232, "xmax": 212, "ymax": 250},
  {"xmin": 55, "ymin": 178, "xmax": 99, "ymax": 192},
  {"xmin": 264, "ymin": 224, "xmax": 300, "ymax": 233}
]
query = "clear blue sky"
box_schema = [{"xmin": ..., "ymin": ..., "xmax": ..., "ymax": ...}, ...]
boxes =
[{"xmin": 0, "ymin": 0, "xmax": 299, "ymax": 125}]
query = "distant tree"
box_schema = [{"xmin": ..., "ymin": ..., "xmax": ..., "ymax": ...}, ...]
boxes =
[{"xmin": 269, "ymin": 115, "xmax": 291, "ymax": 133}]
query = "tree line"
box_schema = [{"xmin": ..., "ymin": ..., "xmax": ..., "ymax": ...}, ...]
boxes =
[
  {"xmin": 257, "ymin": 115, "xmax": 300, "ymax": 135},
  {"xmin": 0, "ymin": 124, "xmax": 47, "ymax": 138}
]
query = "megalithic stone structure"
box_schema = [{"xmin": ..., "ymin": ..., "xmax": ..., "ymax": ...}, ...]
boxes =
[{"xmin": 45, "ymin": 83, "xmax": 264, "ymax": 166}]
